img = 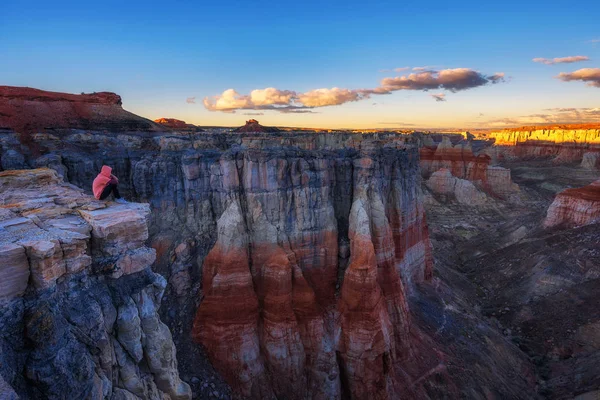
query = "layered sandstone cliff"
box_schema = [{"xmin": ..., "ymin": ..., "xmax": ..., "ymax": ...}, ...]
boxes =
[
  {"xmin": 487, "ymin": 125, "xmax": 600, "ymax": 163},
  {"xmin": 543, "ymin": 179, "xmax": 600, "ymax": 228},
  {"xmin": 0, "ymin": 169, "xmax": 190, "ymax": 399},
  {"xmin": 185, "ymin": 145, "xmax": 433, "ymax": 399}
]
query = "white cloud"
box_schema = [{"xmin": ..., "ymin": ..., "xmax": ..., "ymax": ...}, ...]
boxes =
[{"xmin": 533, "ymin": 56, "xmax": 589, "ymax": 65}]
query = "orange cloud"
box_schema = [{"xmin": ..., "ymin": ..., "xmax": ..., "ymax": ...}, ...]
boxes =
[
  {"xmin": 296, "ymin": 88, "xmax": 365, "ymax": 107},
  {"xmin": 203, "ymin": 68, "xmax": 505, "ymax": 112},
  {"xmin": 533, "ymin": 56, "xmax": 589, "ymax": 65},
  {"xmin": 556, "ymin": 68, "xmax": 600, "ymax": 87},
  {"xmin": 249, "ymin": 88, "xmax": 296, "ymax": 106}
]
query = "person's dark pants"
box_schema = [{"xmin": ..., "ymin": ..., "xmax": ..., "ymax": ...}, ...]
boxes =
[{"xmin": 99, "ymin": 183, "xmax": 121, "ymax": 200}]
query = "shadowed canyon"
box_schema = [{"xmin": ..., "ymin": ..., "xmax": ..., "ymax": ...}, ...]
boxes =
[{"xmin": 0, "ymin": 87, "xmax": 599, "ymax": 399}]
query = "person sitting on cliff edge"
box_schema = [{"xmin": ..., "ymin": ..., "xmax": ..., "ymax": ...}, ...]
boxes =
[{"xmin": 93, "ymin": 165, "xmax": 127, "ymax": 204}]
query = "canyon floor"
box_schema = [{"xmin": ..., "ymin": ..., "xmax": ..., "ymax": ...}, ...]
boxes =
[{"xmin": 424, "ymin": 160, "xmax": 600, "ymax": 399}]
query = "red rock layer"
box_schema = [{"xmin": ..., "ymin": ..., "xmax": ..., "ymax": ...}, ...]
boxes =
[
  {"xmin": 0, "ymin": 85, "xmax": 160, "ymax": 133},
  {"xmin": 191, "ymin": 201, "xmax": 271, "ymax": 398},
  {"xmin": 338, "ymin": 199, "xmax": 395, "ymax": 399},
  {"xmin": 543, "ymin": 180, "xmax": 600, "ymax": 228},
  {"xmin": 420, "ymin": 137, "xmax": 520, "ymax": 199},
  {"xmin": 192, "ymin": 150, "xmax": 434, "ymax": 399}
]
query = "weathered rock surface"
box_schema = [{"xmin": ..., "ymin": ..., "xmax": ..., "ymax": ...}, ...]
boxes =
[
  {"xmin": 581, "ymin": 152, "xmax": 600, "ymax": 170},
  {"xmin": 544, "ymin": 179, "xmax": 600, "ymax": 228},
  {"xmin": 0, "ymin": 169, "xmax": 190, "ymax": 399},
  {"xmin": 184, "ymin": 144, "xmax": 434, "ymax": 399}
]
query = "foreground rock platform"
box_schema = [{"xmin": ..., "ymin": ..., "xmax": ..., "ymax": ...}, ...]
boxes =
[{"xmin": 0, "ymin": 168, "xmax": 190, "ymax": 399}]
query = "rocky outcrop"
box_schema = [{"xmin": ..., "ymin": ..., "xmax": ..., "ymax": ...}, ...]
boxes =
[
  {"xmin": 0, "ymin": 169, "xmax": 190, "ymax": 399},
  {"xmin": 425, "ymin": 168, "xmax": 489, "ymax": 205},
  {"xmin": 581, "ymin": 152, "xmax": 600, "ymax": 170},
  {"xmin": 543, "ymin": 179, "xmax": 600, "ymax": 228},
  {"xmin": 420, "ymin": 137, "xmax": 489, "ymax": 179},
  {"xmin": 234, "ymin": 119, "xmax": 280, "ymax": 133},
  {"xmin": 487, "ymin": 125, "xmax": 600, "ymax": 163},
  {"xmin": 420, "ymin": 137, "xmax": 519, "ymax": 199}
]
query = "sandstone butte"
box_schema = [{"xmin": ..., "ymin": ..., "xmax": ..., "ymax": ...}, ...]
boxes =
[
  {"xmin": 485, "ymin": 124, "xmax": 600, "ymax": 163},
  {"xmin": 0, "ymin": 86, "xmax": 540, "ymax": 399},
  {"xmin": 544, "ymin": 179, "xmax": 600, "ymax": 228},
  {"xmin": 0, "ymin": 168, "xmax": 191, "ymax": 399},
  {"xmin": 233, "ymin": 118, "xmax": 281, "ymax": 133}
]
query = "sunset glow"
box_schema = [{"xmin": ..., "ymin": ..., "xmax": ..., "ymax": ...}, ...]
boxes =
[{"xmin": 1, "ymin": 0, "xmax": 598, "ymax": 129}]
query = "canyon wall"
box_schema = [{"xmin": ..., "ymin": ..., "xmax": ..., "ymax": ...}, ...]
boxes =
[
  {"xmin": 487, "ymin": 126, "xmax": 600, "ymax": 163},
  {"xmin": 0, "ymin": 123, "xmax": 437, "ymax": 398},
  {"xmin": 0, "ymin": 169, "xmax": 190, "ymax": 399}
]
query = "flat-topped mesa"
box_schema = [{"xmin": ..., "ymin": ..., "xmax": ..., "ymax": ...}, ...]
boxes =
[
  {"xmin": 487, "ymin": 124, "xmax": 600, "ymax": 163},
  {"xmin": 0, "ymin": 86, "xmax": 122, "ymax": 105},
  {"xmin": 0, "ymin": 85, "xmax": 162, "ymax": 132},
  {"xmin": 543, "ymin": 179, "xmax": 600, "ymax": 228},
  {"xmin": 0, "ymin": 168, "xmax": 191, "ymax": 400},
  {"xmin": 154, "ymin": 118, "xmax": 201, "ymax": 131}
]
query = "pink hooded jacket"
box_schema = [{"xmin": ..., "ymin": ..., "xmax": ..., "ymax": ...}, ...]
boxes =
[{"xmin": 92, "ymin": 165, "xmax": 118, "ymax": 199}]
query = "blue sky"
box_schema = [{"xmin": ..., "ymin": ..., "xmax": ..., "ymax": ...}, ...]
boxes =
[{"xmin": 1, "ymin": 0, "xmax": 599, "ymax": 128}]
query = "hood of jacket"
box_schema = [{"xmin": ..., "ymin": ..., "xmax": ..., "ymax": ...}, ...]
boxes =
[{"xmin": 100, "ymin": 165, "xmax": 112, "ymax": 177}]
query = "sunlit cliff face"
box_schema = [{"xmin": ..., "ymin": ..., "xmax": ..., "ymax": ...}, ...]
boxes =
[{"xmin": 489, "ymin": 124, "xmax": 600, "ymax": 145}]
